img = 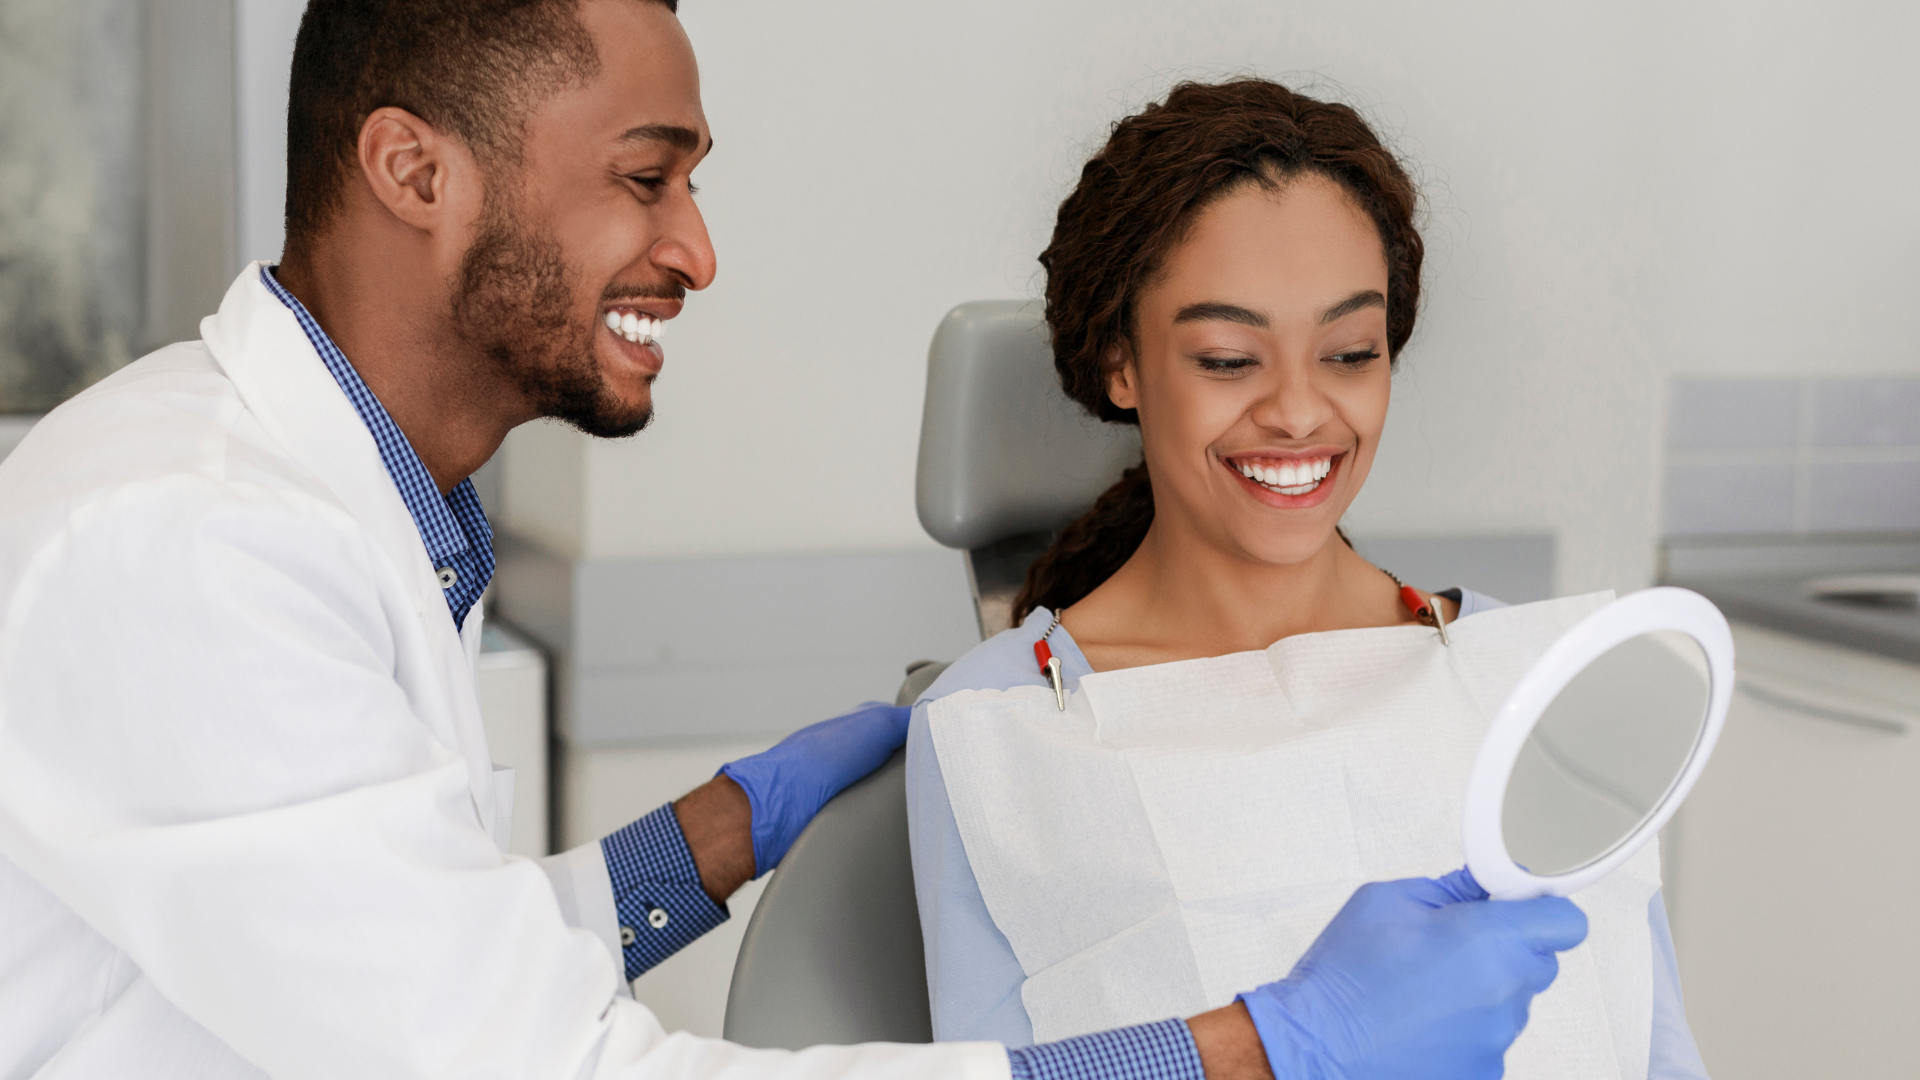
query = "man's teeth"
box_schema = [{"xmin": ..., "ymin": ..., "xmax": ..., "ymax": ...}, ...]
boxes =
[
  {"xmin": 604, "ymin": 309, "xmax": 668, "ymax": 344},
  {"xmin": 1237, "ymin": 456, "xmax": 1334, "ymax": 495}
]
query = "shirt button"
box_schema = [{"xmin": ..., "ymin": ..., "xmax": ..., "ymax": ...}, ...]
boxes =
[
  {"xmin": 620, "ymin": 926, "xmax": 636, "ymax": 947},
  {"xmin": 437, "ymin": 567, "xmax": 458, "ymax": 589},
  {"xmin": 647, "ymin": 907, "xmax": 670, "ymax": 929}
]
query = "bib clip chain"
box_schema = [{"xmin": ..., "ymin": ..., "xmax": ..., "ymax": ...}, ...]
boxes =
[{"xmin": 1034, "ymin": 610, "xmax": 1067, "ymax": 711}]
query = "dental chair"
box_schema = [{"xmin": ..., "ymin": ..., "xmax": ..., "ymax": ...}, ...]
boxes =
[{"xmin": 722, "ymin": 301, "xmax": 1140, "ymax": 1049}]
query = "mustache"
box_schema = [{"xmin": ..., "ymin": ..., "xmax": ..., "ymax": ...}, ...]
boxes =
[{"xmin": 600, "ymin": 279, "xmax": 687, "ymax": 304}]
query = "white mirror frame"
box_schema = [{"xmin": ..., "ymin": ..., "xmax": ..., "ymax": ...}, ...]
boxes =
[{"xmin": 1463, "ymin": 587, "xmax": 1735, "ymax": 900}]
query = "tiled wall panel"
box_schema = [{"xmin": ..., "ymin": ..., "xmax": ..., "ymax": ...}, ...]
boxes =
[
  {"xmin": 1807, "ymin": 462, "xmax": 1920, "ymax": 532},
  {"xmin": 1664, "ymin": 463, "xmax": 1797, "ymax": 537},
  {"xmin": 1811, "ymin": 379, "xmax": 1920, "ymax": 448},
  {"xmin": 1665, "ymin": 377, "xmax": 1920, "ymax": 538},
  {"xmin": 1668, "ymin": 379, "xmax": 1800, "ymax": 450}
]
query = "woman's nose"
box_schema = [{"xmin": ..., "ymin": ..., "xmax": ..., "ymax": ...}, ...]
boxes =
[{"xmin": 1248, "ymin": 365, "xmax": 1335, "ymax": 439}]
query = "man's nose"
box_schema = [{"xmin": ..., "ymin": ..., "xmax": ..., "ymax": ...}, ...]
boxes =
[{"xmin": 649, "ymin": 192, "xmax": 717, "ymax": 291}]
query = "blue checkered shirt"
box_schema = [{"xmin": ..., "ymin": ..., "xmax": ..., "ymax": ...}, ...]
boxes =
[
  {"xmin": 265, "ymin": 268, "xmax": 1206, "ymax": 1079},
  {"xmin": 261, "ymin": 267, "xmax": 494, "ymax": 629},
  {"xmin": 1008, "ymin": 1019, "xmax": 1205, "ymax": 1080},
  {"xmin": 601, "ymin": 807, "xmax": 731, "ymax": 979}
]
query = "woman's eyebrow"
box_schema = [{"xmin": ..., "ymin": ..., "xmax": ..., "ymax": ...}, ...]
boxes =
[
  {"xmin": 1319, "ymin": 289, "xmax": 1386, "ymax": 324},
  {"xmin": 1172, "ymin": 301, "xmax": 1268, "ymax": 328},
  {"xmin": 1172, "ymin": 291, "xmax": 1384, "ymax": 329}
]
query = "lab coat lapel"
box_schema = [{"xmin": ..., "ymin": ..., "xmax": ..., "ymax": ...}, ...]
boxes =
[{"xmin": 198, "ymin": 264, "xmax": 500, "ymax": 837}]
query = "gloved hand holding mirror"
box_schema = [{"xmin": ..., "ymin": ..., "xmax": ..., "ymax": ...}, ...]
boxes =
[{"xmin": 1464, "ymin": 586, "xmax": 1734, "ymax": 900}]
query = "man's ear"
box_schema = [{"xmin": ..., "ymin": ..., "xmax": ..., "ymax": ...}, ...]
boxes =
[
  {"xmin": 355, "ymin": 106, "xmax": 473, "ymax": 233},
  {"xmin": 1104, "ymin": 343, "xmax": 1140, "ymax": 412}
]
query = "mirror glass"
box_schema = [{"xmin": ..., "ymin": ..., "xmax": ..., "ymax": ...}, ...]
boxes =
[{"xmin": 1500, "ymin": 630, "xmax": 1712, "ymax": 877}]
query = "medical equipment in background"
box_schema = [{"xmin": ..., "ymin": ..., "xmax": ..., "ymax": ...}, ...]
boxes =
[
  {"xmin": 1660, "ymin": 544, "xmax": 1920, "ymax": 1079},
  {"xmin": 726, "ymin": 301, "xmax": 1134, "ymax": 1047}
]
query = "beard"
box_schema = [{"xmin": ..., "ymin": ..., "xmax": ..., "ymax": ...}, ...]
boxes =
[{"xmin": 452, "ymin": 197, "xmax": 679, "ymax": 439}]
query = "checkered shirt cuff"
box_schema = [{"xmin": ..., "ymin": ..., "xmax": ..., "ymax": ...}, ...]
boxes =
[
  {"xmin": 1007, "ymin": 1019, "xmax": 1206, "ymax": 1080},
  {"xmin": 601, "ymin": 805, "xmax": 730, "ymax": 980}
]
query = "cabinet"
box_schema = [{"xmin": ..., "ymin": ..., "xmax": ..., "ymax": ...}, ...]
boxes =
[{"xmin": 1668, "ymin": 622, "xmax": 1920, "ymax": 1077}]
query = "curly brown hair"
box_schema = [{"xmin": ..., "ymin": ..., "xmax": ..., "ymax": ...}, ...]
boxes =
[{"xmin": 1011, "ymin": 78, "xmax": 1424, "ymax": 624}]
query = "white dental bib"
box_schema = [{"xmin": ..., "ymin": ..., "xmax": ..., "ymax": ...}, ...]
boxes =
[{"xmin": 929, "ymin": 592, "xmax": 1659, "ymax": 1080}]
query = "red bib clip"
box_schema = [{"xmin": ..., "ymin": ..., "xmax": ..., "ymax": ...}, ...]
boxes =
[
  {"xmin": 1399, "ymin": 585, "xmax": 1430, "ymax": 620},
  {"xmin": 1034, "ymin": 638, "xmax": 1066, "ymax": 711},
  {"xmin": 1398, "ymin": 585, "xmax": 1451, "ymax": 646}
]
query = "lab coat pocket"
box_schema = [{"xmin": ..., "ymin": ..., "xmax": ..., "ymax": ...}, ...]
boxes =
[{"xmin": 490, "ymin": 764, "xmax": 515, "ymax": 853}]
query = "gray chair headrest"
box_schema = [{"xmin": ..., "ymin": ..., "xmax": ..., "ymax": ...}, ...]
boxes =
[{"xmin": 915, "ymin": 301, "xmax": 1142, "ymax": 550}]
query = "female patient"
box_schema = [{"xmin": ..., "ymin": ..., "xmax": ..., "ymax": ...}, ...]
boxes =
[{"xmin": 905, "ymin": 78, "xmax": 1708, "ymax": 1078}]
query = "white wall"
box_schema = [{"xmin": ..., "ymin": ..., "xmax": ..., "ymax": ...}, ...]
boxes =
[
  {"xmin": 494, "ymin": 0, "xmax": 1920, "ymax": 596},
  {"xmin": 221, "ymin": 1, "xmax": 1920, "ymax": 587},
  {"xmin": 234, "ymin": 0, "xmax": 305, "ymax": 268}
]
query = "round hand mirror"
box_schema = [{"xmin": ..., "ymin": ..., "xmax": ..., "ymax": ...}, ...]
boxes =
[{"xmin": 1464, "ymin": 587, "xmax": 1734, "ymax": 900}]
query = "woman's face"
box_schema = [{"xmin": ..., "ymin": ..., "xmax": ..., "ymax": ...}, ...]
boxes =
[{"xmin": 1110, "ymin": 174, "xmax": 1393, "ymax": 568}]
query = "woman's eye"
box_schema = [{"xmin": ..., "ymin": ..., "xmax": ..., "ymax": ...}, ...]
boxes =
[
  {"xmin": 1195, "ymin": 355, "xmax": 1257, "ymax": 373},
  {"xmin": 1326, "ymin": 349, "xmax": 1382, "ymax": 370}
]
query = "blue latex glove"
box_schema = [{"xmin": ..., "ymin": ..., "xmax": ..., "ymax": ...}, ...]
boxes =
[
  {"xmin": 1238, "ymin": 868, "xmax": 1588, "ymax": 1080},
  {"xmin": 717, "ymin": 701, "xmax": 910, "ymax": 877}
]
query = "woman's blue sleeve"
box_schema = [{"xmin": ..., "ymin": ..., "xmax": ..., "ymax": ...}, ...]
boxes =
[{"xmin": 906, "ymin": 701, "xmax": 1037, "ymax": 1046}]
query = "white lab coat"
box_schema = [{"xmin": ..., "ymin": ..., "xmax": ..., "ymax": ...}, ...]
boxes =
[{"xmin": 0, "ymin": 266, "xmax": 1005, "ymax": 1080}]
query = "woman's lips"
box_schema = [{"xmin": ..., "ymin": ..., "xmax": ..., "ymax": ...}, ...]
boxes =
[{"xmin": 1224, "ymin": 452, "xmax": 1344, "ymax": 509}]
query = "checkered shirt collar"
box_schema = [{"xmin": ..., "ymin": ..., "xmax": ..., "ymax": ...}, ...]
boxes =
[{"xmin": 258, "ymin": 267, "xmax": 494, "ymax": 623}]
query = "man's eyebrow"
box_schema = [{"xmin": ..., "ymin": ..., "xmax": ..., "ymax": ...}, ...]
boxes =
[
  {"xmin": 1172, "ymin": 301, "xmax": 1268, "ymax": 328},
  {"xmin": 1319, "ymin": 289, "xmax": 1386, "ymax": 324},
  {"xmin": 615, "ymin": 123, "xmax": 704, "ymax": 152}
]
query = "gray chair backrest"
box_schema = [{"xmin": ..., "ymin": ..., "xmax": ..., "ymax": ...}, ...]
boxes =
[
  {"xmin": 724, "ymin": 303, "xmax": 1136, "ymax": 1048},
  {"xmin": 723, "ymin": 660, "xmax": 949, "ymax": 1048},
  {"xmin": 915, "ymin": 301, "xmax": 1140, "ymax": 636}
]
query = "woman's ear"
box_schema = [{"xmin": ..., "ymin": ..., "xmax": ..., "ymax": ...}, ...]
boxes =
[{"xmin": 1104, "ymin": 344, "xmax": 1140, "ymax": 411}]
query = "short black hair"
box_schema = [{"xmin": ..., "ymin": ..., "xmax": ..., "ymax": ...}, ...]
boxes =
[{"xmin": 283, "ymin": 0, "xmax": 678, "ymax": 251}]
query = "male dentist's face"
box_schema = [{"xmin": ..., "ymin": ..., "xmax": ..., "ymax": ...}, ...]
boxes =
[{"xmin": 453, "ymin": 0, "xmax": 715, "ymax": 438}]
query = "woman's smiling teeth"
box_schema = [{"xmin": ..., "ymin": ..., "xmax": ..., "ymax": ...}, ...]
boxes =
[
  {"xmin": 605, "ymin": 309, "xmax": 667, "ymax": 345},
  {"xmin": 1237, "ymin": 456, "xmax": 1333, "ymax": 496}
]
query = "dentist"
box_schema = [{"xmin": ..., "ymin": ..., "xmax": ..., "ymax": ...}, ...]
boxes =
[{"xmin": 0, "ymin": 2, "xmax": 1588, "ymax": 1079}]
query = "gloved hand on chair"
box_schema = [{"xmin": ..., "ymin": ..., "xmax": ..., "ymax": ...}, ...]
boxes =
[
  {"xmin": 1237, "ymin": 868, "xmax": 1588, "ymax": 1080},
  {"xmin": 719, "ymin": 701, "xmax": 910, "ymax": 877}
]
